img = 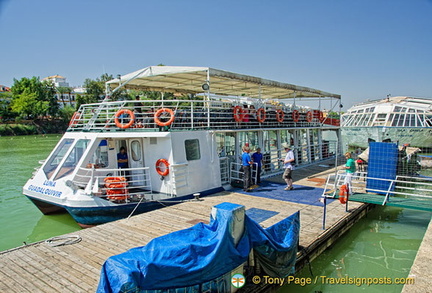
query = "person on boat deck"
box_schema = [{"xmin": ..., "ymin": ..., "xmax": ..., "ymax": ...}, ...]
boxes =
[
  {"xmin": 252, "ymin": 147, "xmax": 263, "ymax": 184},
  {"xmin": 117, "ymin": 147, "xmax": 129, "ymax": 169},
  {"xmin": 242, "ymin": 146, "xmax": 252, "ymax": 192},
  {"xmin": 343, "ymin": 152, "xmax": 356, "ymax": 194},
  {"xmin": 281, "ymin": 143, "xmax": 295, "ymax": 190}
]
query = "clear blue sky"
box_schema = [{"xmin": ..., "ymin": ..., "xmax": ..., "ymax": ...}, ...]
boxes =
[{"xmin": 1, "ymin": 0, "xmax": 432, "ymax": 109}]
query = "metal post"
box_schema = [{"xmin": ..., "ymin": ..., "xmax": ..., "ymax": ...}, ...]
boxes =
[{"xmin": 322, "ymin": 196, "xmax": 327, "ymax": 230}]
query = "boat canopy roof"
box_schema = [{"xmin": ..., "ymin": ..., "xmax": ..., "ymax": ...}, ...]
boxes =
[
  {"xmin": 106, "ymin": 65, "xmax": 340, "ymax": 100},
  {"xmin": 346, "ymin": 96, "xmax": 432, "ymax": 114}
]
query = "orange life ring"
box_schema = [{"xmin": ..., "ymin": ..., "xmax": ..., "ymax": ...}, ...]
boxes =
[
  {"xmin": 292, "ymin": 110, "xmax": 300, "ymax": 122},
  {"xmin": 156, "ymin": 158, "xmax": 170, "ymax": 176},
  {"xmin": 69, "ymin": 112, "xmax": 80, "ymax": 127},
  {"xmin": 154, "ymin": 108, "xmax": 175, "ymax": 127},
  {"xmin": 233, "ymin": 106, "xmax": 245, "ymax": 122},
  {"xmin": 276, "ymin": 109, "xmax": 284, "ymax": 123},
  {"xmin": 339, "ymin": 184, "xmax": 349, "ymax": 204},
  {"xmin": 318, "ymin": 111, "xmax": 324, "ymax": 122},
  {"xmin": 306, "ymin": 111, "xmax": 313, "ymax": 122},
  {"xmin": 115, "ymin": 109, "xmax": 135, "ymax": 129},
  {"xmin": 256, "ymin": 108, "xmax": 266, "ymax": 123}
]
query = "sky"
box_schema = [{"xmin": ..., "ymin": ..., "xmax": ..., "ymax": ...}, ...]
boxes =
[{"xmin": 1, "ymin": 0, "xmax": 432, "ymax": 109}]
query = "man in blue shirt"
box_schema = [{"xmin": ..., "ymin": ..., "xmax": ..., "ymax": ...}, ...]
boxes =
[
  {"xmin": 241, "ymin": 146, "xmax": 252, "ymax": 191},
  {"xmin": 252, "ymin": 147, "xmax": 263, "ymax": 184},
  {"xmin": 117, "ymin": 147, "xmax": 129, "ymax": 169}
]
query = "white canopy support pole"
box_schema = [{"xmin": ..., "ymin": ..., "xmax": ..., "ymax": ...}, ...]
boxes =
[{"xmin": 206, "ymin": 69, "xmax": 211, "ymax": 128}]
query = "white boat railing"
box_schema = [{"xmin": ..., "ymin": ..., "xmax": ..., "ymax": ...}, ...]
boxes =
[
  {"xmin": 219, "ymin": 157, "xmax": 230, "ymax": 185},
  {"xmin": 68, "ymin": 99, "xmax": 335, "ymax": 132},
  {"xmin": 323, "ymin": 171, "xmax": 432, "ymax": 203},
  {"xmin": 230, "ymin": 162, "xmax": 258, "ymax": 186},
  {"xmin": 74, "ymin": 166, "xmax": 152, "ymax": 201}
]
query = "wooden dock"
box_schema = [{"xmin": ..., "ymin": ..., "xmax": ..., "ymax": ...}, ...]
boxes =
[{"xmin": 0, "ymin": 161, "xmax": 369, "ymax": 292}]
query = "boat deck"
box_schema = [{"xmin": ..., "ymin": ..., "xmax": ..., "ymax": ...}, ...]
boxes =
[{"xmin": 0, "ymin": 160, "xmax": 415, "ymax": 292}]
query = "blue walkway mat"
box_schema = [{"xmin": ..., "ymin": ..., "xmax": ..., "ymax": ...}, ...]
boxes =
[
  {"xmin": 238, "ymin": 180, "xmax": 329, "ymax": 206},
  {"xmin": 246, "ymin": 208, "xmax": 279, "ymax": 223}
]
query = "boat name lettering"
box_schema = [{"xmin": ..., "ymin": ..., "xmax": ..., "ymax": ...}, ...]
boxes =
[
  {"xmin": 43, "ymin": 180, "xmax": 56, "ymax": 187},
  {"xmin": 28, "ymin": 185, "xmax": 62, "ymax": 198}
]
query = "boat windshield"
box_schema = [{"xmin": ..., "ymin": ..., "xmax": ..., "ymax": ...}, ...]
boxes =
[
  {"xmin": 43, "ymin": 138, "xmax": 74, "ymax": 179},
  {"xmin": 54, "ymin": 139, "xmax": 90, "ymax": 180}
]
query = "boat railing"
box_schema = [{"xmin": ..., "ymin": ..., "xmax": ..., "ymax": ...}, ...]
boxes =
[
  {"xmin": 323, "ymin": 171, "xmax": 432, "ymax": 203},
  {"xmin": 68, "ymin": 99, "xmax": 333, "ymax": 132},
  {"xmin": 230, "ymin": 162, "xmax": 259, "ymax": 186},
  {"xmin": 74, "ymin": 166, "xmax": 152, "ymax": 202},
  {"xmin": 219, "ymin": 157, "xmax": 230, "ymax": 185}
]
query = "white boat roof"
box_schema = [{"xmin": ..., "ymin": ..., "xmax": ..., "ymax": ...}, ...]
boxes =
[
  {"xmin": 106, "ymin": 65, "xmax": 340, "ymax": 100},
  {"xmin": 346, "ymin": 96, "xmax": 432, "ymax": 113}
]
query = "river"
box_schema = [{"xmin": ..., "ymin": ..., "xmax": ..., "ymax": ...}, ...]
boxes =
[{"xmin": 0, "ymin": 134, "xmax": 80, "ymax": 252}]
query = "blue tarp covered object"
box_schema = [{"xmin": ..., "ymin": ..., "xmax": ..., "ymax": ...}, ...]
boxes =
[{"xmin": 97, "ymin": 205, "xmax": 299, "ymax": 292}]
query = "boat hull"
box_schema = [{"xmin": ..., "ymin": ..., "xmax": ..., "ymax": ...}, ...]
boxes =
[
  {"xmin": 27, "ymin": 196, "xmax": 67, "ymax": 214},
  {"xmin": 26, "ymin": 187, "xmax": 224, "ymax": 227}
]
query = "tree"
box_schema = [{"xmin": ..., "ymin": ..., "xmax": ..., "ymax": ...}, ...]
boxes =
[
  {"xmin": 10, "ymin": 77, "xmax": 59, "ymax": 119},
  {"xmin": 11, "ymin": 92, "xmax": 49, "ymax": 119}
]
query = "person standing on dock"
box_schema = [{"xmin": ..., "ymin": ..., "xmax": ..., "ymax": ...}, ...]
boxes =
[
  {"xmin": 242, "ymin": 146, "xmax": 252, "ymax": 191},
  {"xmin": 252, "ymin": 147, "xmax": 263, "ymax": 184},
  {"xmin": 343, "ymin": 152, "xmax": 356, "ymax": 194},
  {"xmin": 281, "ymin": 143, "xmax": 295, "ymax": 190}
]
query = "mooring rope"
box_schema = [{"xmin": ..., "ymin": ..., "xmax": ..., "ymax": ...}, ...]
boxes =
[{"xmin": 45, "ymin": 235, "xmax": 82, "ymax": 247}]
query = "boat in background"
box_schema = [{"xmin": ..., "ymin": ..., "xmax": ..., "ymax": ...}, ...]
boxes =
[
  {"xmin": 341, "ymin": 96, "xmax": 432, "ymax": 151},
  {"xmin": 23, "ymin": 65, "xmax": 341, "ymax": 227}
]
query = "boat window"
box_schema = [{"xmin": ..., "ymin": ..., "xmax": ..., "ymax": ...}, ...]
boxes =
[
  {"xmin": 92, "ymin": 139, "xmax": 109, "ymax": 167},
  {"xmin": 397, "ymin": 114, "xmax": 405, "ymax": 126},
  {"xmin": 416, "ymin": 115, "xmax": 422, "ymax": 127},
  {"xmin": 185, "ymin": 139, "xmax": 201, "ymax": 161},
  {"xmin": 131, "ymin": 140, "xmax": 142, "ymax": 161},
  {"xmin": 394, "ymin": 106, "xmax": 402, "ymax": 112},
  {"xmin": 408, "ymin": 108, "xmax": 416, "ymax": 113},
  {"xmin": 54, "ymin": 139, "xmax": 90, "ymax": 180},
  {"xmin": 357, "ymin": 109, "xmax": 364, "ymax": 113},
  {"xmin": 407, "ymin": 114, "xmax": 417, "ymax": 127},
  {"xmin": 43, "ymin": 138, "xmax": 74, "ymax": 178}
]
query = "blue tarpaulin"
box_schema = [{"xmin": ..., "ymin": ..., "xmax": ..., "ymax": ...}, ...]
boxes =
[{"xmin": 97, "ymin": 204, "xmax": 299, "ymax": 292}]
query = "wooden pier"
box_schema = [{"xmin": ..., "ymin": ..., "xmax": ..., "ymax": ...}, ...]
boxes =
[{"xmin": 0, "ymin": 161, "xmax": 375, "ymax": 292}]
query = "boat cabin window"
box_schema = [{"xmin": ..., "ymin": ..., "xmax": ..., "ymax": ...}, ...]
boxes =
[
  {"xmin": 185, "ymin": 139, "xmax": 201, "ymax": 161},
  {"xmin": 91, "ymin": 139, "xmax": 109, "ymax": 167},
  {"xmin": 131, "ymin": 140, "xmax": 142, "ymax": 161},
  {"xmin": 43, "ymin": 138, "xmax": 74, "ymax": 179},
  {"xmin": 54, "ymin": 139, "xmax": 90, "ymax": 180}
]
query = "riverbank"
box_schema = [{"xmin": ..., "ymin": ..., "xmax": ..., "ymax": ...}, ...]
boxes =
[{"xmin": 0, "ymin": 120, "xmax": 68, "ymax": 136}]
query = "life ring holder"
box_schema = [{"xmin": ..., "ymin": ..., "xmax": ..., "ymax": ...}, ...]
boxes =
[
  {"xmin": 276, "ymin": 109, "xmax": 284, "ymax": 123},
  {"xmin": 339, "ymin": 184, "xmax": 348, "ymax": 204},
  {"xmin": 233, "ymin": 106, "xmax": 245, "ymax": 122},
  {"xmin": 256, "ymin": 108, "xmax": 266, "ymax": 123},
  {"xmin": 154, "ymin": 108, "xmax": 175, "ymax": 127},
  {"xmin": 115, "ymin": 109, "xmax": 135, "ymax": 129},
  {"xmin": 306, "ymin": 111, "xmax": 313, "ymax": 122},
  {"xmin": 69, "ymin": 112, "xmax": 81, "ymax": 127},
  {"xmin": 292, "ymin": 110, "xmax": 300, "ymax": 122},
  {"xmin": 156, "ymin": 159, "xmax": 170, "ymax": 177}
]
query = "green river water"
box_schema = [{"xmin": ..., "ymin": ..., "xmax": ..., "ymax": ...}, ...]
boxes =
[
  {"xmin": 0, "ymin": 135, "xmax": 431, "ymax": 293},
  {"xmin": 0, "ymin": 134, "xmax": 80, "ymax": 252}
]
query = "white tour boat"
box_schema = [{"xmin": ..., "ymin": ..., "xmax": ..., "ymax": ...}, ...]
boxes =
[
  {"xmin": 342, "ymin": 96, "xmax": 432, "ymax": 150},
  {"xmin": 23, "ymin": 66, "xmax": 341, "ymax": 227}
]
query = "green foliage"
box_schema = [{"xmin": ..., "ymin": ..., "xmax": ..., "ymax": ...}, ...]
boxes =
[
  {"xmin": 0, "ymin": 124, "xmax": 38, "ymax": 136},
  {"xmin": 58, "ymin": 106, "xmax": 76, "ymax": 122},
  {"xmin": 10, "ymin": 77, "xmax": 58, "ymax": 118}
]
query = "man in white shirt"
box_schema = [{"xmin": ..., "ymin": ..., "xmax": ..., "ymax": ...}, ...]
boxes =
[{"xmin": 281, "ymin": 143, "xmax": 295, "ymax": 190}]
